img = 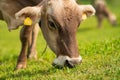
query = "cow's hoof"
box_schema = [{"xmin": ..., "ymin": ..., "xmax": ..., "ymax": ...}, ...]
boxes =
[
  {"xmin": 15, "ymin": 63, "xmax": 26, "ymax": 70},
  {"xmin": 27, "ymin": 50, "xmax": 37, "ymax": 60}
]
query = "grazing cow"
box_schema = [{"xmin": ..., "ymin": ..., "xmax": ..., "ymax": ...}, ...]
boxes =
[
  {"xmin": 1, "ymin": 0, "xmax": 95, "ymax": 70},
  {"xmin": 0, "ymin": 0, "xmax": 43, "ymax": 70},
  {"xmin": 93, "ymin": 0, "xmax": 117, "ymax": 27},
  {"xmin": 16, "ymin": 0, "xmax": 95, "ymax": 69}
]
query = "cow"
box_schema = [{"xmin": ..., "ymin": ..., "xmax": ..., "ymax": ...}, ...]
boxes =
[
  {"xmin": 0, "ymin": 0, "xmax": 43, "ymax": 70},
  {"xmin": 16, "ymin": 0, "xmax": 96, "ymax": 69},
  {"xmin": 93, "ymin": 0, "xmax": 117, "ymax": 28},
  {"xmin": 1, "ymin": 0, "xmax": 95, "ymax": 70}
]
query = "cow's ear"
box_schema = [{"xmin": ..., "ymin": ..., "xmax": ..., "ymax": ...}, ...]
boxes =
[
  {"xmin": 78, "ymin": 5, "xmax": 95, "ymax": 21},
  {"xmin": 15, "ymin": 6, "xmax": 42, "ymax": 25}
]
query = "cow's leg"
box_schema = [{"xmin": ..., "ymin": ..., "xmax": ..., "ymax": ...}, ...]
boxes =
[
  {"xmin": 15, "ymin": 26, "xmax": 33, "ymax": 70},
  {"xmin": 97, "ymin": 15, "xmax": 103, "ymax": 28},
  {"xmin": 0, "ymin": 11, "xmax": 3, "ymax": 20},
  {"xmin": 27, "ymin": 23, "xmax": 39, "ymax": 59}
]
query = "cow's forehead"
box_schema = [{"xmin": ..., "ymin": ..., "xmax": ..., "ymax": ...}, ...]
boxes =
[
  {"xmin": 44, "ymin": 0, "xmax": 81, "ymax": 28},
  {"xmin": 46, "ymin": 0, "xmax": 77, "ymax": 16}
]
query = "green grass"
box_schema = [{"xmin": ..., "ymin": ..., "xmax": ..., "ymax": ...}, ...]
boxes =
[{"xmin": 0, "ymin": 1, "xmax": 120, "ymax": 80}]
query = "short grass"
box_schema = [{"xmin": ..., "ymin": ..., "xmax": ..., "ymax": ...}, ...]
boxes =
[{"xmin": 0, "ymin": 1, "xmax": 120, "ymax": 80}]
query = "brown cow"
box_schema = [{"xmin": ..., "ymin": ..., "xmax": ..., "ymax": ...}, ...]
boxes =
[
  {"xmin": 16, "ymin": 0, "xmax": 95, "ymax": 69},
  {"xmin": 0, "ymin": 0, "xmax": 95, "ymax": 70},
  {"xmin": 0, "ymin": 0, "xmax": 43, "ymax": 70},
  {"xmin": 93, "ymin": 0, "xmax": 117, "ymax": 27}
]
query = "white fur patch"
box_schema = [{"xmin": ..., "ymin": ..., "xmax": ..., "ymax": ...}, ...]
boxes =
[{"xmin": 53, "ymin": 55, "xmax": 82, "ymax": 66}]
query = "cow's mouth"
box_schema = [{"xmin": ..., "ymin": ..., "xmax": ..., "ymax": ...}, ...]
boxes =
[{"xmin": 52, "ymin": 55, "xmax": 82, "ymax": 68}]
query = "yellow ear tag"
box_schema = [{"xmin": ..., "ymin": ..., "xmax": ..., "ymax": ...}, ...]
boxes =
[
  {"xmin": 24, "ymin": 17, "xmax": 32, "ymax": 26},
  {"xmin": 82, "ymin": 13, "xmax": 87, "ymax": 20}
]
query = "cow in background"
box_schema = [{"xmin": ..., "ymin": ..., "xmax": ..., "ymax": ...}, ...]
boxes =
[{"xmin": 93, "ymin": 0, "xmax": 117, "ymax": 27}]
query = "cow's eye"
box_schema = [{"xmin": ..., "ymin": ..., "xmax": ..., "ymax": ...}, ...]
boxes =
[{"xmin": 48, "ymin": 21, "xmax": 57, "ymax": 30}]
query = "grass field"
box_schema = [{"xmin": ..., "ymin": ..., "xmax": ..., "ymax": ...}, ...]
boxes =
[{"xmin": 0, "ymin": 0, "xmax": 120, "ymax": 80}]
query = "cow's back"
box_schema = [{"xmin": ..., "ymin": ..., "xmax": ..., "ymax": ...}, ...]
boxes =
[{"xmin": 0, "ymin": 0, "xmax": 43, "ymax": 30}]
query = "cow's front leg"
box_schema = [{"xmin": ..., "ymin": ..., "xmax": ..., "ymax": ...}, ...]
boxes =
[
  {"xmin": 97, "ymin": 15, "xmax": 103, "ymax": 28},
  {"xmin": 15, "ymin": 26, "xmax": 33, "ymax": 70},
  {"xmin": 27, "ymin": 23, "xmax": 39, "ymax": 59}
]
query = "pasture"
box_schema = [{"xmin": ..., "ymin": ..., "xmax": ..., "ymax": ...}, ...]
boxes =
[{"xmin": 0, "ymin": 0, "xmax": 120, "ymax": 80}]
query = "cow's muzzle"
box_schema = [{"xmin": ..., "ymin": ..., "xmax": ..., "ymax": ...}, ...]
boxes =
[{"xmin": 52, "ymin": 56, "xmax": 82, "ymax": 68}]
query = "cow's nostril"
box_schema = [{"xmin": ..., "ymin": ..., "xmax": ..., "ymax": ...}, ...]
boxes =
[{"xmin": 65, "ymin": 60, "xmax": 75, "ymax": 68}]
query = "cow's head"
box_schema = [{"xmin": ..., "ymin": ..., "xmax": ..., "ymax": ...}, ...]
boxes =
[{"xmin": 16, "ymin": 0, "xmax": 95, "ymax": 68}]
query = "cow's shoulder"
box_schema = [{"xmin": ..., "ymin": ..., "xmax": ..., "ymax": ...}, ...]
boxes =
[{"xmin": 0, "ymin": 0, "xmax": 43, "ymax": 30}]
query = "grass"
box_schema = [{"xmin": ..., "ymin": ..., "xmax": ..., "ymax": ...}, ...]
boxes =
[{"xmin": 0, "ymin": 1, "xmax": 120, "ymax": 80}]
